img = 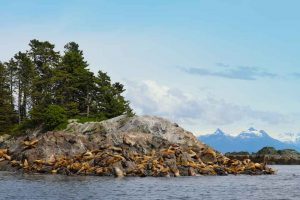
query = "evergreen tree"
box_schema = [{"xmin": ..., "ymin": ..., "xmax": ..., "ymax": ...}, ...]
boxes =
[
  {"xmin": 55, "ymin": 42, "xmax": 93, "ymax": 117},
  {"xmin": 93, "ymin": 71, "xmax": 132, "ymax": 118},
  {"xmin": 0, "ymin": 39, "xmax": 133, "ymax": 132},
  {"xmin": 0, "ymin": 62, "xmax": 16, "ymax": 134},
  {"xmin": 28, "ymin": 40, "xmax": 60, "ymax": 123},
  {"xmin": 4, "ymin": 59, "xmax": 17, "ymax": 108},
  {"xmin": 14, "ymin": 52, "xmax": 35, "ymax": 123}
]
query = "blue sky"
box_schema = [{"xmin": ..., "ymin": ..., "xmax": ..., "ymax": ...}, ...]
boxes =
[{"xmin": 1, "ymin": 0, "xmax": 300, "ymax": 138}]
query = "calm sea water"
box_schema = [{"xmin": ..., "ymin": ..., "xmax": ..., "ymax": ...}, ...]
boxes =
[{"xmin": 0, "ymin": 165, "xmax": 299, "ymax": 200}]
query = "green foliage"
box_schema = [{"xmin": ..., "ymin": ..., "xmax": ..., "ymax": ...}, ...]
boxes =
[
  {"xmin": 0, "ymin": 39, "xmax": 133, "ymax": 134},
  {"xmin": 277, "ymin": 149, "xmax": 300, "ymax": 155},
  {"xmin": 256, "ymin": 147, "xmax": 277, "ymax": 155},
  {"xmin": 54, "ymin": 121, "xmax": 68, "ymax": 131},
  {"xmin": 0, "ymin": 62, "xmax": 17, "ymax": 134},
  {"xmin": 76, "ymin": 115, "xmax": 107, "ymax": 124},
  {"xmin": 93, "ymin": 71, "xmax": 133, "ymax": 119},
  {"xmin": 64, "ymin": 102, "xmax": 79, "ymax": 117},
  {"xmin": 14, "ymin": 52, "xmax": 35, "ymax": 123},
  {"xmin": 9, "ymin": 119, "xmax": 37, "ymax": 137},
  {"xmin": 29, "ymin": 39, "xmax": 60, "ymax": 112},
  {"xmin": 54, "ymin": 42, "xmax": 94, "ymax": 116},
  {"xmin": 43, "ymin": 105, "xmax": 67, "ymax": 131}
]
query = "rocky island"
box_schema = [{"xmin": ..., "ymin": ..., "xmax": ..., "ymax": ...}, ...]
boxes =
[
  {"xmin": 0, "ymin": 40, "xmax": 275, "ymax": 177},
  {"xmin": 225, "ymin": 147, "xmax": 300, "ymax": 165},
  {"xmin": 0, "ymin": 115, "xmax": 275, "ymax": 177}
]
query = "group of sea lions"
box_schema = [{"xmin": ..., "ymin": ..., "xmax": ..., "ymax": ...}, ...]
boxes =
[{"xmin": 0, "ymin": 137, "xmax": 275, "ymax": 177}]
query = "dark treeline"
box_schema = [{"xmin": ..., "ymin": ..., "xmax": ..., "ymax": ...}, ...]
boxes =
[{"xmin": 0, "ymin": 39, "xmax": 132, "ymax": 134}]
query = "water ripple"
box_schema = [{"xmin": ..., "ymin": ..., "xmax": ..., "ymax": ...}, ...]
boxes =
[{"xmin": 0, "ymin": 166, "xmax": 299, "ymax": 200}]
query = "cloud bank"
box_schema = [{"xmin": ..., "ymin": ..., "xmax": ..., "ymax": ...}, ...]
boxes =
[{"xmin": 125, "ymin": 80, "xmax": 286, "ymax": 128}]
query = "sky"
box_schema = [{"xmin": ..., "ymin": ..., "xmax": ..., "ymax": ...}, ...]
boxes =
[{"xmin": 1, "ymin": 0, "xmax": 300, "ymax": 139}]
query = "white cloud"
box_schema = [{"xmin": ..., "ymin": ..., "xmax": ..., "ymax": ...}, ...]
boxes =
[{"xmin": 125, "ymin": 80, "xmax": 287, "ymax": 132}]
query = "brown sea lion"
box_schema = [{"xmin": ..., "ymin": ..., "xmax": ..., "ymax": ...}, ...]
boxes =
[{"xmin": 23, "ymin": 139, "xmax": 39, "ymax": 150}]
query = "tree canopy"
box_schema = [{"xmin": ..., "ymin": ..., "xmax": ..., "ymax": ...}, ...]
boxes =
[{"xmin": 0, "ymin": 40, "xmax": 133, "ymax": 133}]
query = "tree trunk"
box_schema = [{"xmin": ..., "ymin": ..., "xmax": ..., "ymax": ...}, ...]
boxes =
[
  {"xmin": 18, "ymin": 79, "xmax": 21, "ymax": 124},
  {"xmin": 10, "ymin": 70, "xmax": 14, "ymax": 107},
  {"xmin": 86, "ymin": 92, "xmax": 90, "ymax": 117},
  {"xmin": 22, "ymin": 91, "xmax": 27, "ymax": 120}
]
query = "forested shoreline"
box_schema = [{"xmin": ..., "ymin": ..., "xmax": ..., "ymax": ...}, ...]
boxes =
[{"xmin": 0, "ymin": 39, "xmax": 132, "ymax": 134}]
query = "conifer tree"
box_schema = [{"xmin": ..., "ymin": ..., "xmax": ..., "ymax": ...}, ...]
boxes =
[
  {"xmin": 0, "ymin": 63, "xmax": 16, "ymax": 134},
  {"xmin": 55, "ymin": 42, "xmax": 93, "ymax": 117},
  {"xmin": 93, "ymin": 71, "xmax": 132, "ymax": 118},
  {"xmin": 28, "ymin": 40, "xmax": 60, "ymax": 123},
  {"xmin": 14, "ymin": 52, "xmax": 35, "ymax": 123},
  {"xmin": 4, "ymin": 59, "xmax": 17, "ymax": 108},
  {"xmin": 0, "ymin": 39, "xmax": 133, "ymax": 132}
]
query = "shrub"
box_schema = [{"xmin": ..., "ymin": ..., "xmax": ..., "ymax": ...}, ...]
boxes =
[{"xmin": 43, "ymin": 105, "xmax": 67, "ymax": 131}]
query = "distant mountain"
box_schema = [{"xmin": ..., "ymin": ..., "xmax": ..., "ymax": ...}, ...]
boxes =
[
  {"xmin": 198, "ymin": 129, "xmax": 235, "ymax": 153},
  {"xmin": 198, "ymin": 127, "xmax": 299, "ymax": 153},
  {"xmin": 277, "ymin": 132, "xmax": 300, "ymax": 144}
]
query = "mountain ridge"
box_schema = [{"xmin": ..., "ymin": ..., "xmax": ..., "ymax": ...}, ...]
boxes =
[{"xmin": 198, "ymin": 128, "xmax": 299, "ymax": 153}]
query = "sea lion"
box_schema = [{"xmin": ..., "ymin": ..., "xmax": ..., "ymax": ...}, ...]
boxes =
[
  {"xmin": 77, "ymin": 162, "xmax": 91, "ymax": 174},
  {"xmin": 188, "ymin": 167, "xmax": 196, "ymax": 176},
  {"xmin": 242, "ymin": 159, "xmax": 251, "ymax": 165},
  {"xmin": 91, "ymin": 149, "xmax": 102, "ymax": 154},
  {"xmin": 68, "ymin": 162, "xmax": 82, "ymax": 172},
  {"xmin": 104, "ymin": 155, "xmax": 124, "ymax": 165},
  {"xmin": 95, "ymin": 167, "xmax": 104, "ymax": 175},
  {"xmin": 230, "ymin": 159, "xmax": 241, "ymax": 167},
  {"xmin": 34, "ymin": 160, "xmax": 46, "ymax": 165},
  {"xmin": 23, "ymin": 159, "xmax": 29, "ymax": 170},
  {"xmin": 114, "ymin": 167, "xmax": 124, "ymax": 177},
  {"xmin": 254, "ymin": 163, "xmax": 263, "ymax": 170},
  {"xmin": 0, "ymin": 149, "xmax": 8, "ymax": 156},
  {"xmin": 22, "ymin": 139, "xmax": 39, "ymax": 150},
  {"xmin": 10, "ymin": 160, "xmax": 21, "ymax": 167},
  {"xmin": 173, "ymin": 168, "xmax": 180, "ymax": 177},
  {"xmin": 161, "ymin": 149, "xmax": 175, "ymax": 155},
  {"xmin": 82, "ymin": 151, "xmax": 94, "ymax": 161},
  {"xmin": 48, "ymin": 154, "xmax": 56, "ymax": 164},
  {"xmin": 109, "ymin": 146, "xmax": 123, "ymax": 152},
  {"xmin": 187, "ymin": 149, "xmax": 197, "ymax": 158},
  {"xmin": 201, "ymin": 148, "xmax": 217, "ymax": 163},
  {"xmin": 0, "ymin": 149, "xmax": 10, "ymax": 161},
  {"xmin": 2, "ymin": 154, "xmax": 11, "ymax": 161}
]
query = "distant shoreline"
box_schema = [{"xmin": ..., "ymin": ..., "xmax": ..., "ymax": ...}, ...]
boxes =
[{"xmin": 225, "ymin": 147, "xmax": 300, "ymax": 165}]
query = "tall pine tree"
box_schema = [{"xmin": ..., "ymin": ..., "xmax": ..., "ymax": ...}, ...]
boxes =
[
  {"xmin": 0, "ymin": 39, "xmax": 133, "ymax": 132},
  {"xmin": 28, "ymin": 40, "xmax": 60, "ymax": 123},
  {"xmin": 0, "ymin": 62, "xmax": 16, "ymax": 134},
  {"xmin": 14, "ymin": 52, "xmax": 35, "ymax": 123},
  {"xmin": 4, "ymin": 59, "xmax": 17, "ymax": 109},
  {"xmin": 93, "ymin": 71, "xmax": 132, "ymax": 119},
  {"xmin": 54, "ymin": 42, "xmax": 94, "ymax": 117}
]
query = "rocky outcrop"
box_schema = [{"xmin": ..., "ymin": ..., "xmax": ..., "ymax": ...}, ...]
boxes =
[
  {"xmin": 0, "ymin": 115, "xmax": 275, "ymax": 176},
  {"xmin": 225, "ymin": 147, "xmax": 300, "ymax": 165}
]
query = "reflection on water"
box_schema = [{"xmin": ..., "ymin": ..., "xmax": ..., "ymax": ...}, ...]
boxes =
[{"xmin": 0, "ymin": 165, "xmax": 299, "ymax": 200}]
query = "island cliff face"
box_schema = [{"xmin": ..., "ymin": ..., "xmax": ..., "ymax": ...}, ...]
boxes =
[{"xmin": 0, "ymin": 116, "xmax": 274, "ymax": 177}]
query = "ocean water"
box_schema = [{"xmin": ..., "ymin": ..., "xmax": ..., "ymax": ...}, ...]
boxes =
[{"xmin": 0, "ymin": 165, "xmax": 299, "ymax": 200}]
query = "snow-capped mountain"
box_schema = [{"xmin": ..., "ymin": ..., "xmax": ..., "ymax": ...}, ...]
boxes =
[
  {"xmin": 198, "ymin": 128, "xmax": 299, "ymax": 153},
  {"xmin": 238, "ymin": 127, "xmax": 266, "ymax": 139},
  {"xmin": 199, "ymin": 129, "xmax": 235, "ymax": 153},
  {"xmin": 277, "ymin": 132, "xmax": 300, "ymax": 144}
]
